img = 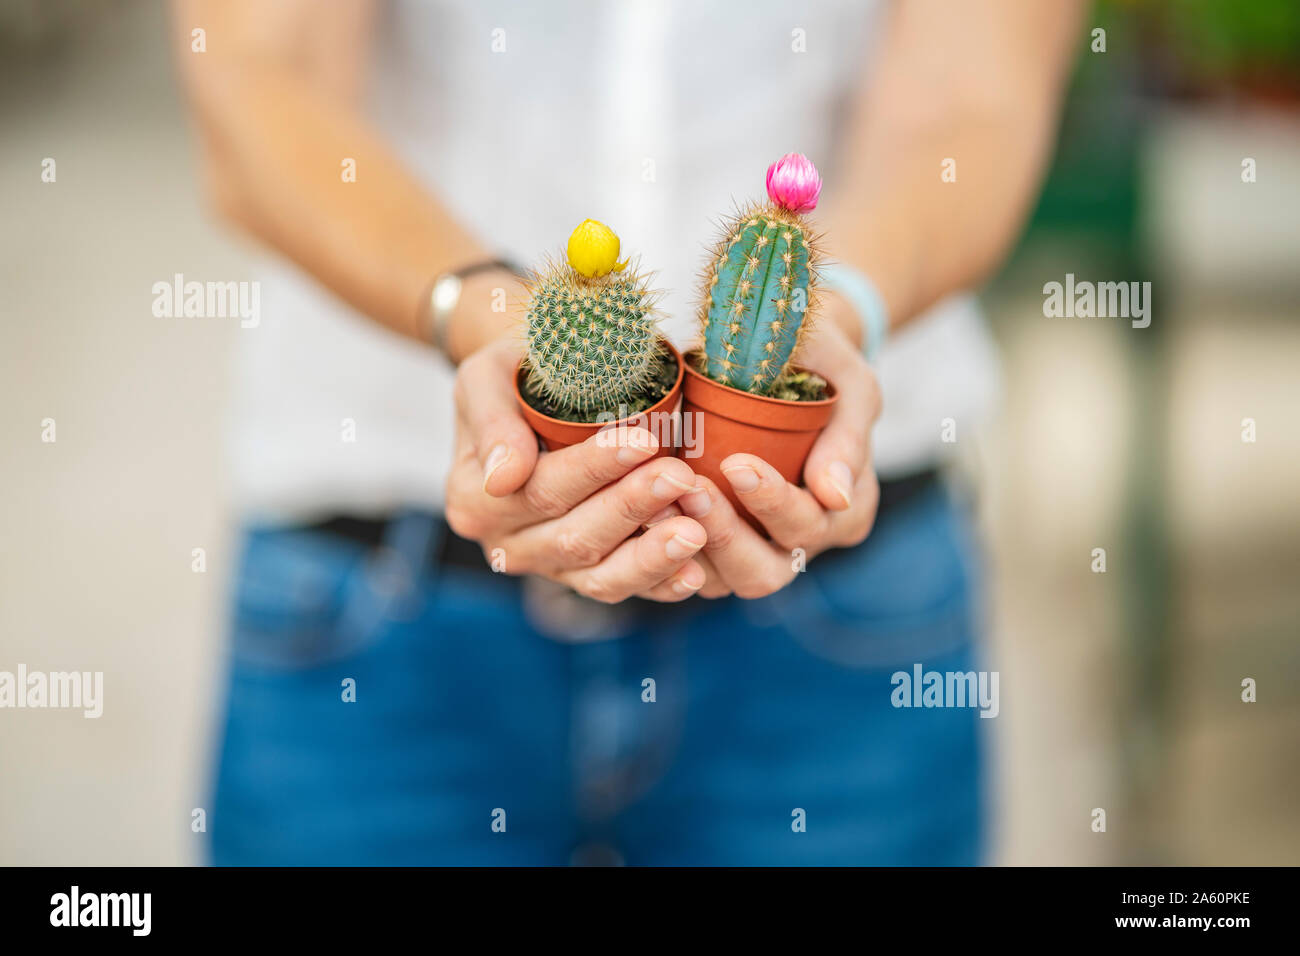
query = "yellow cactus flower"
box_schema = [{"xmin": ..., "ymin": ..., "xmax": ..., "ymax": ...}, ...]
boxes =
[{"xmin": 566, "ymin": 219, "xmax": 628, "ymax": 278}]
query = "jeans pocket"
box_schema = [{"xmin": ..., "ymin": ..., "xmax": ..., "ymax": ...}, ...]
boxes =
[
  {"xmin": 229, "ymin": 528, "xmax": 380, "ymax": 670},
  {"xmin": 759, "ymin": 489, "xmax": 979, "ymax": 669}
]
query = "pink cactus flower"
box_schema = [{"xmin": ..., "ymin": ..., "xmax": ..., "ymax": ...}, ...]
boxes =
[{"xmin": 765, "ymin": 153, "xmax": 822, "ymax": 213}]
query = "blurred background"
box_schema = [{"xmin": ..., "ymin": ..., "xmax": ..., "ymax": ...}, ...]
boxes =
[{"xmin": 1, "ymin": 0, "xmax": 1297, "ymax": 865}]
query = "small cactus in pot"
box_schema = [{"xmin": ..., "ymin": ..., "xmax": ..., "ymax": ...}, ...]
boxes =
[
  {"xmin": 682, "ymin": 154, "xmax": 840, "ymax": 525},
  {"xmin": 515, "ymin": 219, "xmax": 684, "ymax": 452},
  {"xmin": 698, "ymin": 153, "xmax": 827, "ymax": 398}
]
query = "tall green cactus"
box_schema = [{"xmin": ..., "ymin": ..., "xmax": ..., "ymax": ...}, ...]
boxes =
[
  {"xmin": 523, "ymin": 220, "xmax": 666, "ymax": 419},
  {"xmin": 698, "ymin": 154, "xmax": 824, "ymax": 395}
]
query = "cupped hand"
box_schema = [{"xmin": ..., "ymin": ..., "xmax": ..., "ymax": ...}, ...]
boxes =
[
  {"xmin": 444, "ymin": 339, "xmax": 708, "ymax": 603},
  {"xmin": 672, "ymin": 309, "xmax": 883, "ymax": 598}
]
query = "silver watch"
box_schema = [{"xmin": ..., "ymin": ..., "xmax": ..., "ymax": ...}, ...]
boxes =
[{"xmin": 421, "ymin": 258, "xmax": 525, "ymax": 361}]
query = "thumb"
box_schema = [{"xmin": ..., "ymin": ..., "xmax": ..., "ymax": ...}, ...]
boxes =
[
  {"xmin": 802, "ymin": 359, "xmax": 879, "ymax": 511},
  {"xmin": 456, "ymin": 341, "xmax": 539, "ymax": 497}
]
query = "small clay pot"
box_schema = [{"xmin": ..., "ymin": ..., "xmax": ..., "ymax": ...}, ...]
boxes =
[
  {"xmin": 515, "ymin": 339, "xmax": 685, "ymax": 456},
  {"xmin": 680, "ymin": 349, "xmax": 838, "ymax": 530}
]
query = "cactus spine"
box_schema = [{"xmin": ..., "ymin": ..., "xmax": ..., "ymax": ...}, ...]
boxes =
[
  {"xmin": 524, "ymin": 220, "xmax": 666, "ymax": 419},
  {"xmin": 698, "ymin": 154, "xmax": 823, "ymax": 395}
]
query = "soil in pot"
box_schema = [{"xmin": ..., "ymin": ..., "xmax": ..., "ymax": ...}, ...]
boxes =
[{"xmin": 515, "ymin": 340, "xmax": 684, "ymax": 455}]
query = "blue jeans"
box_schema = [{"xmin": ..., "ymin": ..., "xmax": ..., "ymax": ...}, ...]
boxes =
[{"xmin": 209, "ymin": 484, "xmax": 987, "ymax": 865}]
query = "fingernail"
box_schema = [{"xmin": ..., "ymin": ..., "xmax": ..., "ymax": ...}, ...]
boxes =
[
  {"xmin": 721, "ymin": 464, "xmax": 760, "ymax": 494},
  {"xmin": 644, "ymin": 506, "xmax": 677, "ymax": 529},
  {"xmin": 828, "ymin": 461, "xmax": 853, "ymax": 508},
  {"xmin": 617, "ymin": 431, "xmax": 657, "ymax": 465},
  {"xmin": 482, "ymin": 444, "xmax": 510, "ymax": 490},
  {"xmin": 665, "ymin": 532, "xmax": 704, "ymax": 561},
  {"xmin": 678, "ymin": 487, "xmax": 712, "ymax": 517},
  {"xmin": 672, "ymin": 574, "xmax": 703, "ymax": 595},
  {"xmin": 652, "ymin": 472, "xmax": 695, "ymax": 498}
]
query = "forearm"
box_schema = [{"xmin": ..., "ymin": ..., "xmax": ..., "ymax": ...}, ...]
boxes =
[
  {"xmin": 175, "ymin": 0, "xmax": 507, "ymax": 353},
  {"xmin": 826, "ymin": 0, "xmax": 1086, "ymax": 329},
  {"xmin": 194, "ymin": 69, "xmax": 489, "ymax": 340}
]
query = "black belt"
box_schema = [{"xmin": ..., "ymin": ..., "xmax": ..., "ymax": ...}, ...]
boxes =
[{"xmin": 309, "ymin": 468, "xmax": 940, "ymax": 574}]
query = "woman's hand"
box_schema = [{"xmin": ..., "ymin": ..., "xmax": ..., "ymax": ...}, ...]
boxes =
[
  {"xmin": 444, "ymin": 339, "xmax": 709, "ymax": 603},
  {"xmin": 673, "ymin": 303, "xmax": 883, "ymax": 598}
]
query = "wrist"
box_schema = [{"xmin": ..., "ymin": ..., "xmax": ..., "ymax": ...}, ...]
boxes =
[
  {"xmin": 444, "ymin": 267, "xmax": 523, "ymax": 362},
  {"xmin": 819, "ymin": 263, "xmax": 890, "ymax": 362},
  {"xmin": 821, "ymin": 289, "xmax": 865, "ymax": 350},
  {"xmin": 422, "ymin": 260, "xmax": 526, "ymax": 364}
]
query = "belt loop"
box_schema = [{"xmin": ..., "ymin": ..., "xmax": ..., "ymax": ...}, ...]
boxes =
[
  {"xmin": 383, "ymin": 509, "xmax": 439, "ymax": 574},
  {"xmin": 346, "ymin": 510, "xmax": 438, "ymax": 625}
]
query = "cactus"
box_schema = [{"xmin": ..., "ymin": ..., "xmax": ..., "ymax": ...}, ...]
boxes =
[
  {"xmin": 523, "ymin": 219, "xmax": 668, "ymax": 420},
  {"xmin": 697, "ymin": 153, "xmax": 824, "ymax": 395}
]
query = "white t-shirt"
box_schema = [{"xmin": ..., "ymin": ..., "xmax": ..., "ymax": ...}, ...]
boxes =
[{"xmin": 229, "ymin": 0, "xmax": 999, "ymax": 522}]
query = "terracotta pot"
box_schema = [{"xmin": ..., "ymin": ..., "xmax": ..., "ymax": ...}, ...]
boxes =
[
  {"xmin": 680, "ymin": 349, "xmax": 838, "ymax": 530},
  {"xmin": 515, "ymin": 339, "xmax": 685, "ymax": 455}
]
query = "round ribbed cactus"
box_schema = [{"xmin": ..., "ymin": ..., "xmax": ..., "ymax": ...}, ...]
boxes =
[
  {"xmin": 523, "ymin": 220, "xmax": 667, "ymax": 420},
  {"xmin": 698, "ymin": 154, "xmax": 824, "ymax": 395}
]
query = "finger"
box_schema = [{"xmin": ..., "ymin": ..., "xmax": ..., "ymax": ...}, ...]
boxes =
[
  {"xmin": 820, "ymin": 467, "xmax": 882, "ymax": 550},
  {"xmin": 644, "ymin": 502, "xmax": 681, "ymax": 530},
  {"xmin": 456, "ymin": 342, "xmax": 539, "ymax": 497},
  {"xmin": 444, "ymin": 427, "xmax": 658, "ymax": 545},
  {"xmin": 560, "ymin": 516, "xmax": 706, "ymax": 604},
  {"xmin": 802, "ymin": 359, "xmax": 880, "ymax": 512},
  {"xmin": 719, "ymin": 454, "xmax": 830, "ymax": 553},
  {"xmin": 637, "ymin": 559, "xmax": 709, "ymax": 603},
  {"xmin": 455, "ymin": 426, "xmax": 666, "ymax": 572},
  {"xmin": 516, "ymin": 456, "xmax": 698, "ymax": 569},
  {"xmin": 444, "ymin": 454, "xmax": 530, "ymax": 544},
  {"xmin": 675, "ymin": 475, "xmax": 798, "ymax": 600},
  {"xmin": 688, "ymin": 553, "xmax": 733, "ymax": 599},
  {"xmin": 518, "ymin": 426, "xmax": 660, "ymax": 520}
]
